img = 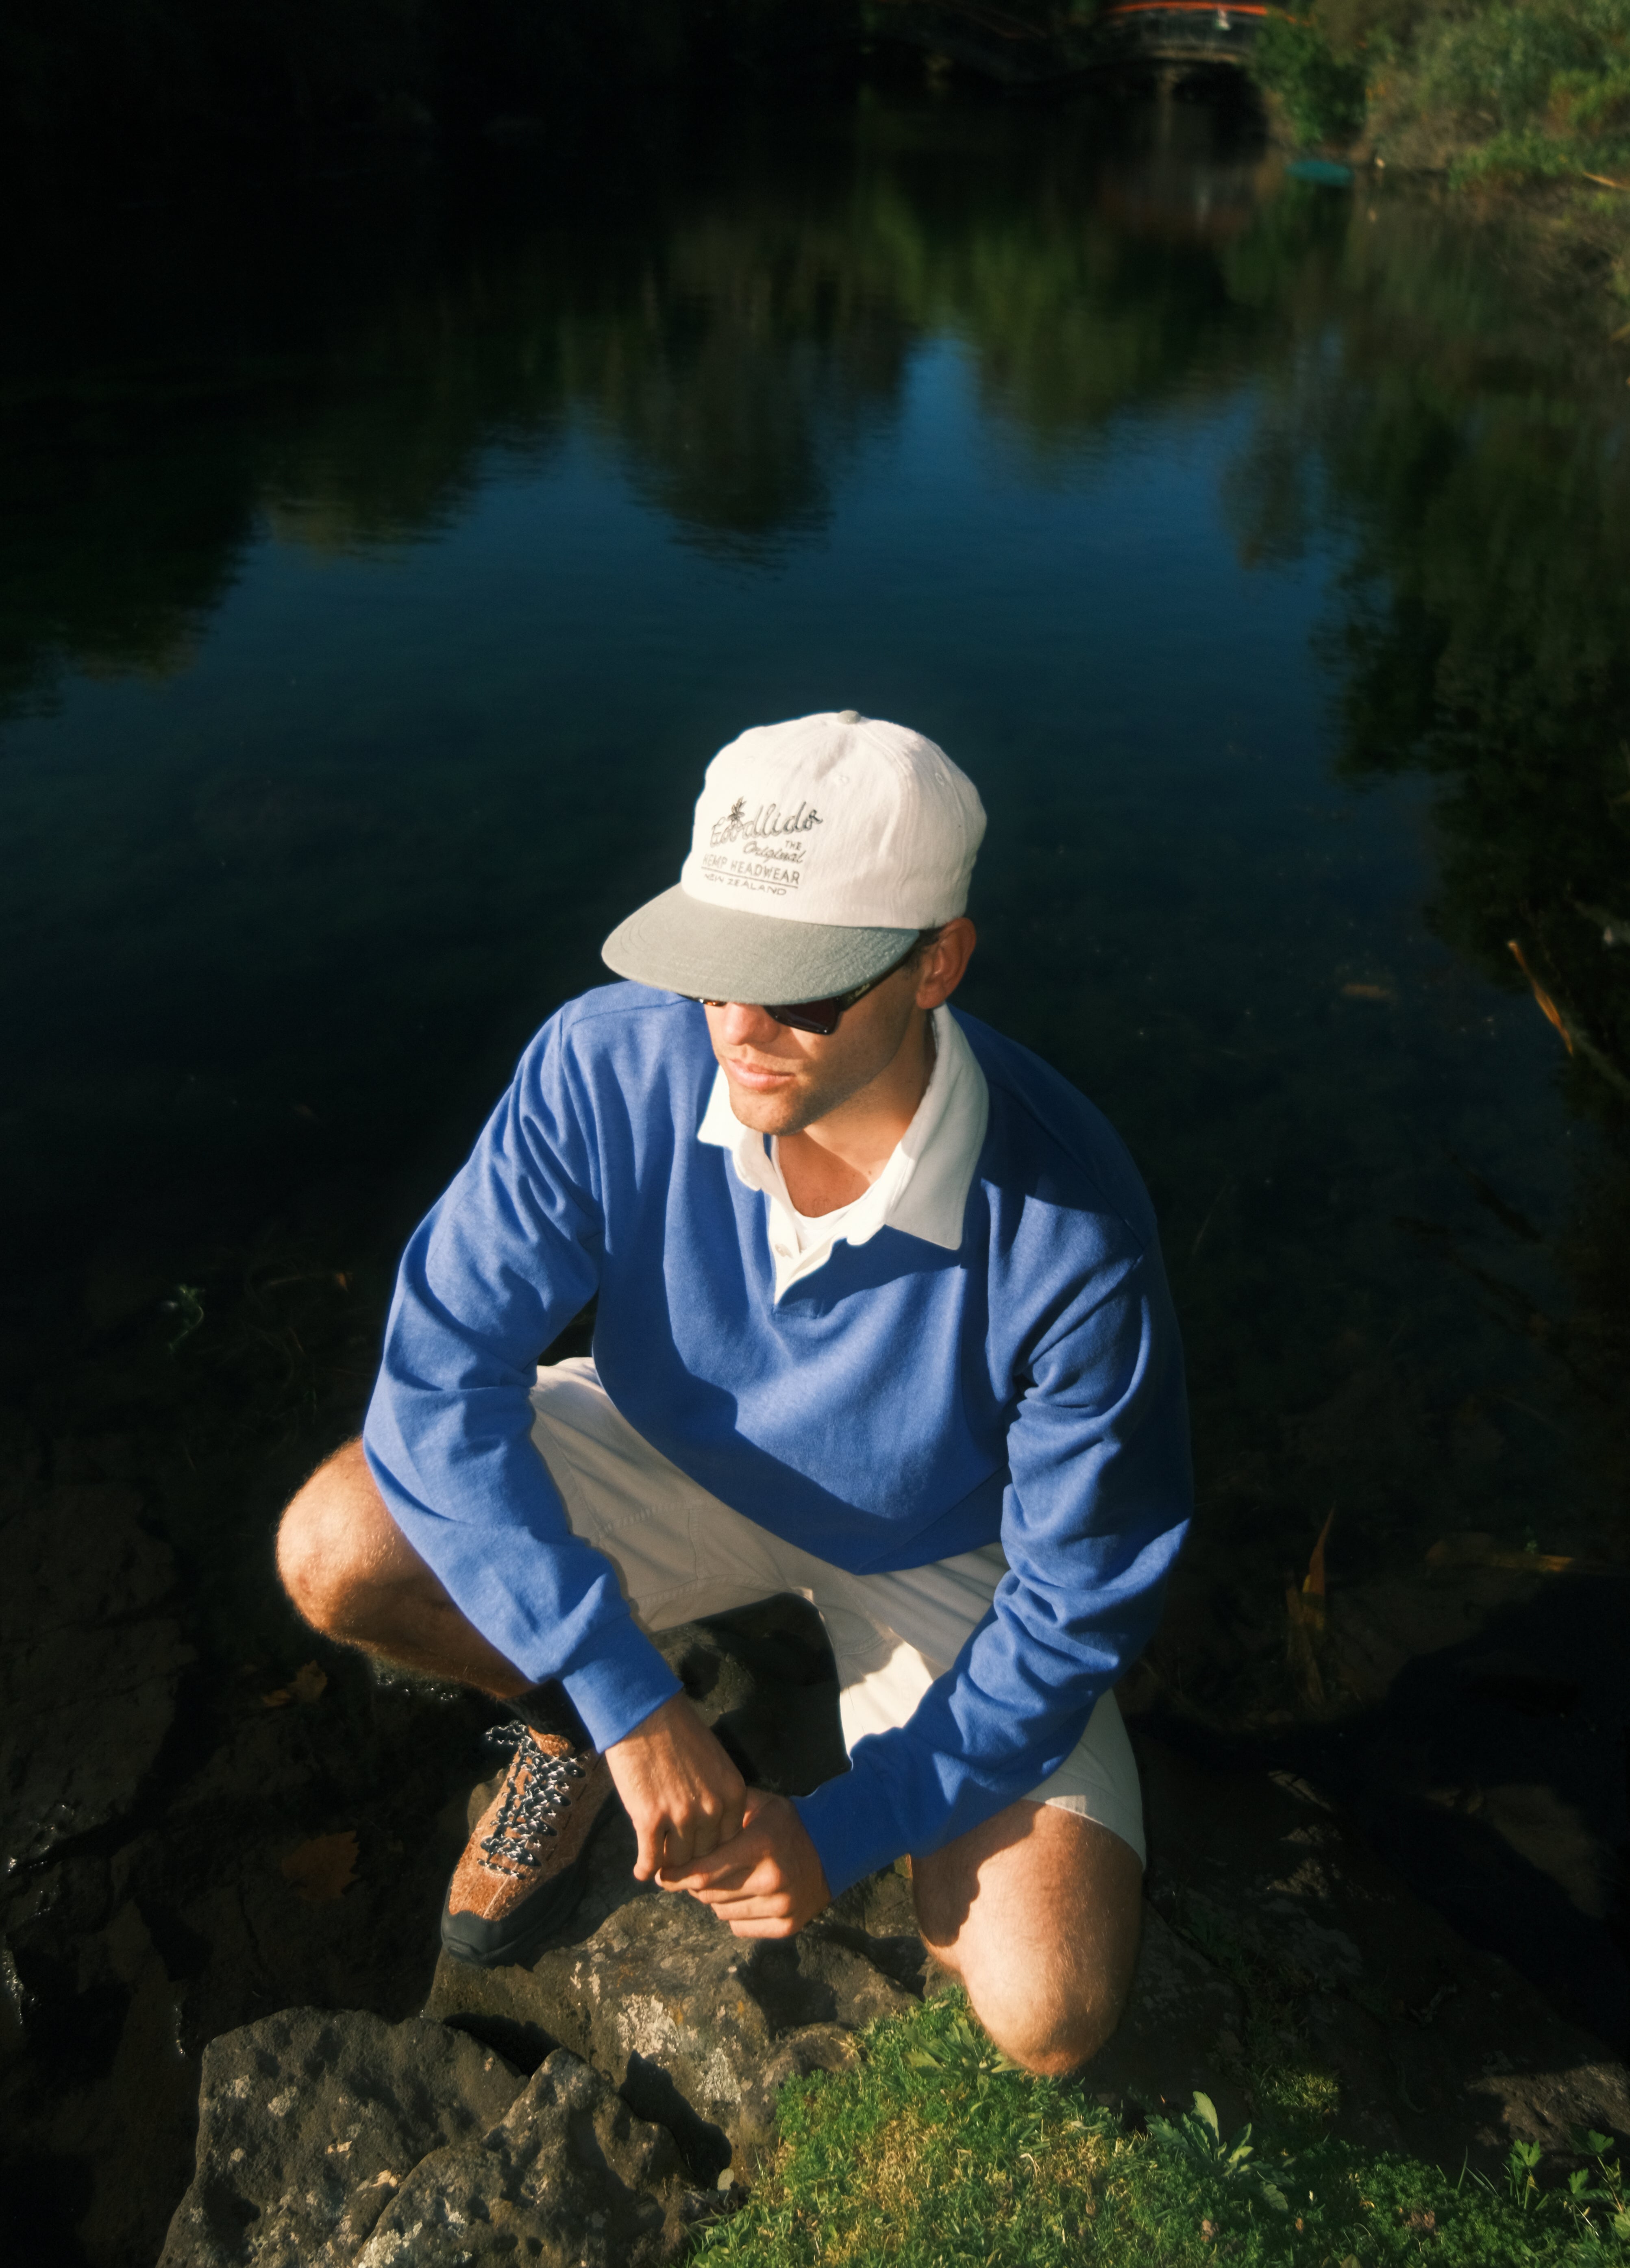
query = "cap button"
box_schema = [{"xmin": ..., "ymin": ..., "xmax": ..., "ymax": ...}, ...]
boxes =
[{"xmin": 836, "ymin": 709, "xmax": 862, "ymax": 724}]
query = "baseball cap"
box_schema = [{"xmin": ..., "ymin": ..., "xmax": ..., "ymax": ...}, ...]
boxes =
[{"xmin": 601, "ymin": 711, "xmax": 986, "ymax": 1003}]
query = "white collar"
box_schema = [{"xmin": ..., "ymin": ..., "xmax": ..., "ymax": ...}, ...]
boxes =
[{"xmin": 697, "ymin": 1005, "xmax": 989, "ymax": 1299}]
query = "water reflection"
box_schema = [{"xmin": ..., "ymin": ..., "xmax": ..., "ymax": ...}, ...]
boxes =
[
  {"xmin": 2, "ymin": 87, "xmax": 1290, "ymax": 711},
  {"xmin": 1227, "ymin": 180, "xmax": 1630, "ymax": 1483},
  {"xmin": 2, "ymin": 83, "xmax": 1626, "ymax": 2028}
]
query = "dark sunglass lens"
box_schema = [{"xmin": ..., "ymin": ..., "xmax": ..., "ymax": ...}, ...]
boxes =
[{"xmin": 769, "ymin": 999, "xmax": 842, "ymax": 1036}]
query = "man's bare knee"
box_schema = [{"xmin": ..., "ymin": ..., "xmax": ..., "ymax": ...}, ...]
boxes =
[
  {"xmin": 1014, "ymin": 1985, "xmax": 1124, "ymax": 2077},
  {"xmin": 968, "ymin": 1970, "xmax": 1127, "ymax": 2079},
  {"xmin": 276, "ymin": 1438, "xmax": 396, "ymax": 1633}
]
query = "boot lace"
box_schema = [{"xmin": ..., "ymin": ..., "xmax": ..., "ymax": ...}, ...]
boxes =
[{"xmin": 479, "ymin": 1723, "xmax": 589, "ymax": 1875}]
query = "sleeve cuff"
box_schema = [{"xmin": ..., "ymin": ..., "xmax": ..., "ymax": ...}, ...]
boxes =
[
  {"xmin": 794, "ymin": 1774, "xmax": 903, "ymax": 1901},
  {"xmin": 559, "ymin": 1626, "xmax": 683, "ymax": 1754}
]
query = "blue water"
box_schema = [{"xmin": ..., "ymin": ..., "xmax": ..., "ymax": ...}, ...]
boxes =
[{"xmin": 2, "ymin": 91, "xmax": 1620, "ymax": 1678}]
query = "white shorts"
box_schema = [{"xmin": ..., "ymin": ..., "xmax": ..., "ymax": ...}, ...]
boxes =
[{"xmin": 529, "ymin": 1358, "xmax": 1145, "ymax": 1865}]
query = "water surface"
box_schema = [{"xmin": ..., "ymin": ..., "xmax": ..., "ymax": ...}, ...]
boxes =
[{"xmin": 4, "ymin": 86, "xmax": 1627, "ymax": 2027}]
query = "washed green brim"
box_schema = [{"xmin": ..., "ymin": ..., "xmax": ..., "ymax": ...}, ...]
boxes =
[{"xmin": 601, "ymin": 885, "xmax": 916, "ymax": 1003}]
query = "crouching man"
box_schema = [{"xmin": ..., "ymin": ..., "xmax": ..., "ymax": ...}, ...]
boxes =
[{"xmin": 277, "ymin": 710, "xmax": 1190, "ymax": 2076}]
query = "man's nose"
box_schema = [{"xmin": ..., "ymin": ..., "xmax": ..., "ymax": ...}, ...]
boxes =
[{"xmin": 715, "ymin": 1001, "xmax": 786, "ymax": 1049}]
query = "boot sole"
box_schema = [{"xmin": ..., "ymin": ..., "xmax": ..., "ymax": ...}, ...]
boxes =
[{"xmin": 439, "ymin": 1793, "xmax": 612, "ymax": 1969}]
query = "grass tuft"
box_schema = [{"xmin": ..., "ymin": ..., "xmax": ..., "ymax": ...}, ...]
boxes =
[{"xmin": 695, "ymin": 1989, "xmax": 1630, "ymax": 2266}]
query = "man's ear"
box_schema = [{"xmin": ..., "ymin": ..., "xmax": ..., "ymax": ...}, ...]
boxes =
[{"xmin": 916, "ymin": 917, "xmax": 976, "ymax": 1010}]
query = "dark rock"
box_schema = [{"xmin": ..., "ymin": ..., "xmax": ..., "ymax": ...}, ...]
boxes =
[
  {"xmin": 426, "ymin": 1800, "xmax": 916, "ymax": 2175},
  {"xmin": 1312, "ymin": 1571, "xmax": 1630, "ymax": 2049},
  {"xmin": 424, "ymin": 1603, "xmax": 912, "ymax": 2175},
  {"xmin": 1083, "ymin": 1906, "xmax": 1249, "ymax": 2135},
  {"xmin": 1147, "ymin": 1539, "xmax": 1630, "ymax": 2048},
  {"xmin": 1323, "ymin": 1560, "xmax": 1552, "ymax": 1707},
  {"xmin": 50, "ymin": 1900, "xmax": 198, "ymax": 2267},
  {"xmin": 101, "ymin": 1664, "xmax": 491, "ymax": 2063},
  {"xmin": 658, "ymin": 1601, "xmax": 849, "ymax": 1800},
  {"xmin": 355, "ymin": 2049, "xmax": 689, "ymax": 2265},
  {"xmin": 0, "ymin": 1941, "xmax": 27, "ymax": 2070},
  {"xmin": 2, "ymin": 1889, "xmax": 211, "ymax": 2267},
  {"xmin": 0, "ymin": 1483, "xmax": 192, "ymax": 1872},
  {"xmin": 1135, "ymin": 1733, "xmax": 1630, "ymax": 2164},
  {"xmin": 157, "ymin": 2008, "xmax": 525, "ymax": 2266}
]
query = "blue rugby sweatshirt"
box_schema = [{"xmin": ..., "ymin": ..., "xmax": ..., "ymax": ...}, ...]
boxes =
[{"xmin": 363, "ymin": 983, "xmax": 1192, "ymax": 1895}]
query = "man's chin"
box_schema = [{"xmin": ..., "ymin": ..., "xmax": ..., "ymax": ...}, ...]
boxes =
[{"xmin": 723, "ymin": 1075, "xmax": 816, "ymax": 1136}]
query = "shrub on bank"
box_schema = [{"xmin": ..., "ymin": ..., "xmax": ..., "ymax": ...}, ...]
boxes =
[
  {"xmin": 1250, "ymin": 0, "xmax": 1630, "ymax": 186},
  {"xmin": 1411, "ymin": 0, "xmax": 1630, "ymax": 175},
  {"xmin": 1251, "ymin": 13, "xmax": 1369, "ymax": 145}
]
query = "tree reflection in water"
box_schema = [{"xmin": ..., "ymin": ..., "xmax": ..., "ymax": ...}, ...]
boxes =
[{"xmin": 2, "ymin": 84, "xmax": 1626, "ymax": 2024}]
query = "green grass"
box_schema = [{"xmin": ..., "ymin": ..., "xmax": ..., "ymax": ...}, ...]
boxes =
[{"xmin": 696, "ymin": 1991, "xmax": 1630, "ymax": 2266}]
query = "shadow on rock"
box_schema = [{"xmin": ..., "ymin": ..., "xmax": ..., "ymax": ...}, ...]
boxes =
[
  {"xmin": 1148, "ymin": 1563, "xmax": 1630, "ymax": 2050},
  {"xmin": 1123, "ymin": 1733, "xmax": 1630, "ymax": 2168}
]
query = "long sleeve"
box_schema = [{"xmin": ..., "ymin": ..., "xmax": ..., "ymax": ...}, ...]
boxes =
[
  {"xmin": 792, "ymin": 1241, "xmax": 1190, "ymax": 1893},
  {"xmin": 361, "ymin": 1014, "xmax": 681, "ymax": 1750}
]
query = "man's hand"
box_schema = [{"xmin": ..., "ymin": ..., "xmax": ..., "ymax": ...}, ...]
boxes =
[
  {"xmin": 657, "ymin": 1790, "xmax": 831, "ymax": 1938},
  {"xmin": 604, "ymin": 1692, "xmax": 748, "ymax": 1880}
]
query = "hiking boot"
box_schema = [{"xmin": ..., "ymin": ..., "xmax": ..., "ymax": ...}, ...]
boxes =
[{"xmin": 440, "ymin": 1723, "xmax": 613, "ymax": 1968}]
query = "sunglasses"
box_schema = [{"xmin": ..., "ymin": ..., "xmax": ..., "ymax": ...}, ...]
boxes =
[{"xmin": 693, "ymin": 938, "xmax": 929, "ymax": 1037}]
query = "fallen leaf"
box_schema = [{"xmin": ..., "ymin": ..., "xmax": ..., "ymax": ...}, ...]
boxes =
[
  {"xmin": 1341, "ymin": 982, "xmax": 1393, "ymax": 1000},
  {"xmin": 281, "ymin": 1831, "xmax": 359, "ymax": 1903},
  {"xmin": 1508, "ymin": 939, "xmax": 1575, "ymax": 1054},
  {"xmin": 261, "ymin": 1689, "xmax": 292, "ymax": 1709},
  {"xmin": 1285, "ymin": 1586, "xmax": 1325, "ymax": 1706},
  {"xmin": 1285, "ymin": 1511, "xmax": 1335, "ymax": 1704},
  {"xmin": 289, "ymin": 1661, "xmax": 328, "ymax": 1705},
  {"xmin": 1301, "ymin": 1508, "xmax": 1334, "ymax": 1629}
]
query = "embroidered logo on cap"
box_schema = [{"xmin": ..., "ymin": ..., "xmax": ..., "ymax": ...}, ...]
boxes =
[{"xmin": 701, "ymin": 797, "xmax": 826, "ymax": 896}]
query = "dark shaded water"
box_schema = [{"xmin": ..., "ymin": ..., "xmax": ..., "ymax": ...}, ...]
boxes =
[{"xmin": 4, "ymin": 87, "xmax": 1629, "ymax": 2039}]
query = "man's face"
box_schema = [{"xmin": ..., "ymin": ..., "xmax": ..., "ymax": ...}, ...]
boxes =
[{"xmin": 703, "ymin": 962, "xmax": 925, "ymax": 1137}]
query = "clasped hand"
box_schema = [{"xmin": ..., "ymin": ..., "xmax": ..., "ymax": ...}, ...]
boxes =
[{"xmin": 604, "ymin": 1692, "xmax": 830, "ymax": 1938}]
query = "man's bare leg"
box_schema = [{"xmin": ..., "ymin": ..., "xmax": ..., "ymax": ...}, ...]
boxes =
[
  {"xmin": 275, "ymin": 1438, "xmax": 749, "ymax": 1876},
  {"xmin": 912, "ymin": 1801, "xmax": 1143, "ymax": 2078},
  {"xmin": 276, "ymin": 1438, "xmax": 531, "ymax": 1695},
  {"xmin": 281, "ymin": 1441, "xmax": 1140, "ymax": 2044}
]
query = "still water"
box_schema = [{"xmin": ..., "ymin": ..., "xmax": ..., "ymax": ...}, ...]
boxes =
[{"xmin": 4, "ymin": 88, "xmax": 1628, "ymax": 2025}]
